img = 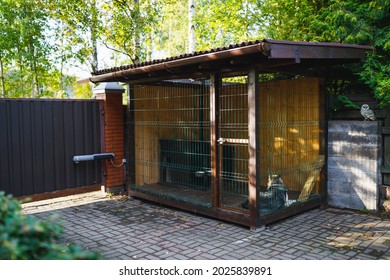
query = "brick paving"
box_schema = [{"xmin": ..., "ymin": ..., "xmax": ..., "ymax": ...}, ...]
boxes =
[{"xmin": 22, "ymin": 191, "xmax": 390, "ymax": 260}]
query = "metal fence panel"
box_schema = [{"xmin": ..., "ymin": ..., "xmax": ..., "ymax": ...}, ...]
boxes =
[{"xmin": 0, "ymin": 99, "xmax": 103, "ymax": 197}]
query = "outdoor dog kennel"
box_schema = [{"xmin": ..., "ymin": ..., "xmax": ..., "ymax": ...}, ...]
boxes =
[{"xmin": 88, "ymin": 39, "xmax": 371, "ymax": 229}]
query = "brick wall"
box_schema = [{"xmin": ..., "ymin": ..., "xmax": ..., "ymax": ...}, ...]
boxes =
[
  {"xmin": 327, "ymin": 121, "xmax": 382, "ymax": 211},
  {"xmin": 96, "ymin": 91, "xmax": 125, "ymax": 192}
]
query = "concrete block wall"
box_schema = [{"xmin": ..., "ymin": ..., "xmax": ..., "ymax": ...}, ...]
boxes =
[{"xmin": 327, "ymin": 121, "xmax": 382, "ymax": 211}]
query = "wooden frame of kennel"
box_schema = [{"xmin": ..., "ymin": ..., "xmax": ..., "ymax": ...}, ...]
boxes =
[{"xmin": 86, "ymin": 39, "xmax": 371, "ymax": 229}]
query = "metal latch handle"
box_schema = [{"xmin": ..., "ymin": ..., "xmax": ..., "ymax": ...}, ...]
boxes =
[{"xmin": 217, "ymin": 137, "xmax": 226, "ymax": 145}]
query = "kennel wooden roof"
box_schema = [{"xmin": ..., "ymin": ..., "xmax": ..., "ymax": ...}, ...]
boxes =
[{"xmin": 84, "ymin": 39, "xmax": 372, "ymax": 83}]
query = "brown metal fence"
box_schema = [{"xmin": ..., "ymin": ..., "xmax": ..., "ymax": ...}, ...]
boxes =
[{"xmin": 0, "ymin": 99, "xmax": 103, "ymax": 197}]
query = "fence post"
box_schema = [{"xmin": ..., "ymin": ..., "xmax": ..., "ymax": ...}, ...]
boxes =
[{"xmin": 94, "ymin": 82, "xmax": 126, "ymax": 194}]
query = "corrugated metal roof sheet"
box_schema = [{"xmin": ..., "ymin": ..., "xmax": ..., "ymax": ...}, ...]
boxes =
[
  {"xmin": 93, "ymin": 40, "xmax": 266, "ymax": 75},
  {"xmin": 83, "ymin": 39, "xmax": 372, "ymax": 83},
  {"xmin": 92, "ymin": 39, "xmax": 371, "ymax": 76}
]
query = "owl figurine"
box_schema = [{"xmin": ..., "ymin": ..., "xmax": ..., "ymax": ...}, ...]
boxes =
[{"xmin": 360, "ymin": 104, "xmax": 376, "ymax": 121}]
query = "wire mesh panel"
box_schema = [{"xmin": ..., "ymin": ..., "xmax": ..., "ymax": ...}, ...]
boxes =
[
  {"xmin": 258, "ymin": 77, "xmax": 324, "ymax": 216},
  {"xmin": 129, "ymin": 80, "xmax": 211, "ymax": 208},
  {"xmin": 127, "ymin": 76, "xmax": 324, "ymax": 225},
  {"xmin": 219, "ymin": 79, "xmax": 249, "ymax": 211}
]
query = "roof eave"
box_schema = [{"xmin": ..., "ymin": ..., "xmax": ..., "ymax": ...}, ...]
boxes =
[
  {"xmin": 80, "ymin": 40, "xmax": 372, "ymax": 84},
  {"xmin": 85, "ymin": 42, "xmax": 269, "ymax": 83}
]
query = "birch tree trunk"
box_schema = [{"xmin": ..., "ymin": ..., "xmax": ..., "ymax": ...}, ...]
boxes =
[
  {"xmin": 188, "ymin": 0, "xmax": 196, "ymax": 53},
  {"xmin": 91, "ymin": 0, "xmax": 99, "ymax": 73},
  {"xmin": 0, "ymin": 57, "xmax": 5, "ymax": 98},
  {"xmin": 133, "ymin": 0, "xmax": 141, "ymax": 64}
]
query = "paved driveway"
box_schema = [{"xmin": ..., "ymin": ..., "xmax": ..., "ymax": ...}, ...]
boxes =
[{"xmin": 22, "ymin": 191, "xmax": 390, "ymax": 260}]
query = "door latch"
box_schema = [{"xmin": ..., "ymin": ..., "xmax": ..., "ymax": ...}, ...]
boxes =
[{"xmin": 217, "ymin": 137, "xmax": 226, "ymax": 145}]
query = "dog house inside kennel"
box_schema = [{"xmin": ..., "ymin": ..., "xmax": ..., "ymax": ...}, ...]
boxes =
[{"xmin": 89, "ymin": 40, "xmax": 371, "ymax": 229}]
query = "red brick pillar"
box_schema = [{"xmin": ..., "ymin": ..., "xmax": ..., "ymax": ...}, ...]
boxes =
[{"xmin": 93, "ymin": 82, "xmax": 126, "ymax": 194}]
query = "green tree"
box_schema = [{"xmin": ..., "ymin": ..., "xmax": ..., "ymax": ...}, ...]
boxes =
[
  {"xmin": 1, "ymin": 0, "xmax": 387, "ymax": 103},
  {"xmin": 152, "ymin": 0, "xmax": 266, "ymax": 57},
  {"xmin": 0, "ymin": 0, "xmax": 17, "ymax": 97},
  {"xmin": 153, "ymin": 0, "xmax": 188, "ymax": 57},
  {"xmin": 0, "ymin": 0, "xmax": 51, "ymax": 98},
  {"xmin": 102, "ymin": 0, "xmax": 161, "ymax": 64},
  {"xmin": 19, "ymin": 0, "xmax": 51, "ymax": 97},
  {"xmin": 262, "ymin": 0, "xmax": 389, "ymax": 106},
  {"xmin": 47, "ymin": 0, "xmax": 102, "ymax": 73},
  {"xmin": 196, "ymin": 0, "xmax": 265, "ymax": 50}
]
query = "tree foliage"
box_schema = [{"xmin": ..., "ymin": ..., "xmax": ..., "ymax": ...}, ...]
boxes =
[
  {"xmin": 0, "ymin": 0, "xmax": 52, "ymax": 97},
  {"xmin": 261, "ymin": 0, "xmax": 389, "ymax": 106},
  {"xmin": 47, "ymin": 0, "xmax": 102, "ymax": 73},
  {"xmin": 0, "ymin": 191, "xmax": 99, "ymax": 260},
  {"xmin": 102, "ymin": 0, "xmax": 161, "ymax": 64},
  {"xmin": 196, "ymin": 0, "xmax": 265, "ymax": 50},
  {"xmin": 0, "ymin": 0, "xmax": 388, "ymax": 104}
]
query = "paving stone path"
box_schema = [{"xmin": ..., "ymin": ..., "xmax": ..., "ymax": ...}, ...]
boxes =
[{"xmin": 22, "ymin": 191, "xmax": 390, "ymax": 260}]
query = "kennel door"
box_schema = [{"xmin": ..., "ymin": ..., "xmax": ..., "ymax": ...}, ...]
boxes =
[{"xmin": 218, "ymin": 84, "xmax": 249, "ymax": 211}]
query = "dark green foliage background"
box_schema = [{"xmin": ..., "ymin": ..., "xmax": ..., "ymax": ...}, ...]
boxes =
[{"xmin": 0, "ymin": 191, "xmax": 99, "ymax": 260}]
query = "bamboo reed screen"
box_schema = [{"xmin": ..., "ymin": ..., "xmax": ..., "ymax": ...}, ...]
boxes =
[{"xmin": 257, "ymin": 78, "xmax": 323, "ymax": 216}]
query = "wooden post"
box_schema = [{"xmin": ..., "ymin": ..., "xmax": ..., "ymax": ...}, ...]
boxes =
[
  {"xmin": 210, "ymin": 73, "xmax": 221, "ymax": 208},
  {"xmin": 127, "ymin": 83, "xmax": 136, "ymax": 187},
  {"xmin": 383, "ymin": 107, "xmax": 390, "ymax": 185},
  {"xmin": 319, "ymin": 78, "xmax": 327, "ymax": 199},
  {"xmin": 248, "ymin": 69, "xmax": 260, "ymax": 229}
]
